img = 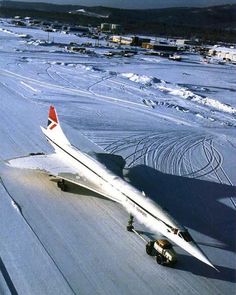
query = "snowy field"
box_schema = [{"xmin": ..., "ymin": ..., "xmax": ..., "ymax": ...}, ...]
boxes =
[{"xmin": 0, "ymin": 18, "xmax": 236, "ymax": 294}]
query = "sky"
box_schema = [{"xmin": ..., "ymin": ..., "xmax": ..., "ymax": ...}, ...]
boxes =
[{"xmin": 9, "ymin": 0, "xmax": 236, "ymax": 9}]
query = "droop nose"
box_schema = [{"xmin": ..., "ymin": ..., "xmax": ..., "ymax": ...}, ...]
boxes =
[{"xmin": 186, "ymin": 241, "xmax": 218, "ymax": 271}]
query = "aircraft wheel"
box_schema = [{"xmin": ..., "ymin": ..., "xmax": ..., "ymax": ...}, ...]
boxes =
[
  {"xmin": 126, "ymin": 214, "xmax": 134, "ymax": 232},
  {"xmin": 57, "ymin": 180, "xmax": 67, "ymax": 192},
  {"xmin": 146, "ymin": 241, "xmax": 154, "ymax": 255},
  {"xmin": 61, "ymin": 183, "xmax": 67, "ymax": 192},
  {"xmin": 126, "ymin": 225, "xmax": 134, "ymax": 232},
  {"xmin": 156, "ymin": 254, "xmax": 165, "ymax": 265}
]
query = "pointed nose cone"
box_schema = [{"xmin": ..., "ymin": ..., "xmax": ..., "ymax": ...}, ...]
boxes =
[{"xmin": 186, "ymin": 241, "xmax": 218, "ymax": 271}]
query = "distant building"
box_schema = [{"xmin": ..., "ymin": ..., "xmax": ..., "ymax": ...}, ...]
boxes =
[
  {"xmin": 131, "ymin": 36, "xmax": 151, "ymax": 47},
  {"xmin": 142, "ymin": 42, "xmax": 154, "ymax": 49},
  {"xmin": 101, "ymin": 23, "xmax": 122, "ymax": 33},
  {"xmin": 142, "ymin": 42, "xmax": 178, "ymax": 52},
  {"xmin": 111, "ymin": 24, "xmax": 122, "ymax": 33},
  {"xmin": 111, "ymin": 35, "xmax": 132, "ymax": 45},
  {"xmin": 111, "ymin": 35, "xmax": 150, "ymax": 47},
  {"xmin": 209, "ymin": 46, "xmax": 236, "ymax": 63},
  {"xmin": 101, "ymin": 23, "xmax": 110, "ymax": 31},
  {"xmin": 175, "ymin": 39, "xmax": 189, "ymax": 46}
]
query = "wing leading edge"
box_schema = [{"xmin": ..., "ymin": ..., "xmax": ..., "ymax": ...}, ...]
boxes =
[{"xmin": 7, "ymin": 154, "xmax": 120, "ymax": 202}]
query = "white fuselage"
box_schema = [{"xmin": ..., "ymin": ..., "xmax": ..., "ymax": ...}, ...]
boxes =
[{"xmin": 42, "ymin": 127, "xmax": 215, "ymax": 269}]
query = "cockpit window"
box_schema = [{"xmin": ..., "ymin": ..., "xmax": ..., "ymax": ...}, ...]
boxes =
[{"xmin": 178, "ymin": 231, "xmax": 193, "ymax": 242}]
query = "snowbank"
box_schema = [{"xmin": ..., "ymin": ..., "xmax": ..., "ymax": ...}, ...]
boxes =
[{"xmin": 121, "ymin": 72, "xmax": 236, "ymax": 115}]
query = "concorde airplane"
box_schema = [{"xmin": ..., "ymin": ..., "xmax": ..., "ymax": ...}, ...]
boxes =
[{"xmin": 8, "ymin": 106, "xmax": 216, "ymax": 269}]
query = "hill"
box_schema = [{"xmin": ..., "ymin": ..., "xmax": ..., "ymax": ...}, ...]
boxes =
[{"xmin": 0, "ymin": 1, "xmax": 235, "ymax": 42}]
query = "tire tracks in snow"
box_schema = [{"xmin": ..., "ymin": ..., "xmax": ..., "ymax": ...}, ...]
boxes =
[{"xmin": 102, "ymin": 131, "xmax": 234, "ymax": 198}]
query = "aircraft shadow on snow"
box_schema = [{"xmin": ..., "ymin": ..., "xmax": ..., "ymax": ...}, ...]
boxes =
[{"xmin": 174, "ymin": 254, "xmax": 236, "ymax": 282}]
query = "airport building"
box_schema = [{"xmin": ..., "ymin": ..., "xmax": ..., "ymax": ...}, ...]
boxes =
[
  {"xmin": 131, "ymin": 36, "xmax": 151, "ymax": 46},
  {"xmin": 101, "ymin": 23, "xmax": 122, "ymax": 33},
  {"xmin": 208, "ymin": 46, "xmax": 236, "ymax": 63},
  {"xmin": 111, "ymin": 35, "xmax": 133, "ymax": 45},
  {"xmin": 111, "ymin": 35, "xmax": 151, "ymax": 47},
  {"xmin": 101, "ymin": 23, "xmax": 111, "ymax": 32},
  {"xmin": 142, "ymin": 42, "xmax": 178, "ymax": 51},
  {"xmin": 111, "ymin": 24, "xmax": 122, "ymax": 33}
]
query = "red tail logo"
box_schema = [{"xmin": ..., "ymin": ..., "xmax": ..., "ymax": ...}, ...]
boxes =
[{"xmin": 47, "ymin": 106, "xmax": 58, "ymax": 130}]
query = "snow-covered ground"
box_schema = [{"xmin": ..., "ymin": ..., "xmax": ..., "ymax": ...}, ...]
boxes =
[{"xmin": 0, "ymin": 18, "xmax": 235, "ymax": 294}]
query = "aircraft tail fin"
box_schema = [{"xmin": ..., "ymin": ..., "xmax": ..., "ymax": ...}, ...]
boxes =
[
  {"xmin": 47, "ymin": 105, "xmax": 59, "ymax": 131},
  {"xmin": 41, "ymin": 105, "xmax": 70, "ymax": 146}
]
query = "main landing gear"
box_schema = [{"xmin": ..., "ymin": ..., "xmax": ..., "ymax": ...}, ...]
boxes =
[
  {"xmin": 126, "ymin": 214, "xmax": 134, "ymax": 232},
  {"xmin": 57, "ymin": 179, "xmax": 67, "ymax": 192}
]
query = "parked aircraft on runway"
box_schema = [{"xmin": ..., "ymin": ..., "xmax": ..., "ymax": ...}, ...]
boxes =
[{"xmin": 8, "ymin": 106, "xmax": 216, "ymax": 270}]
